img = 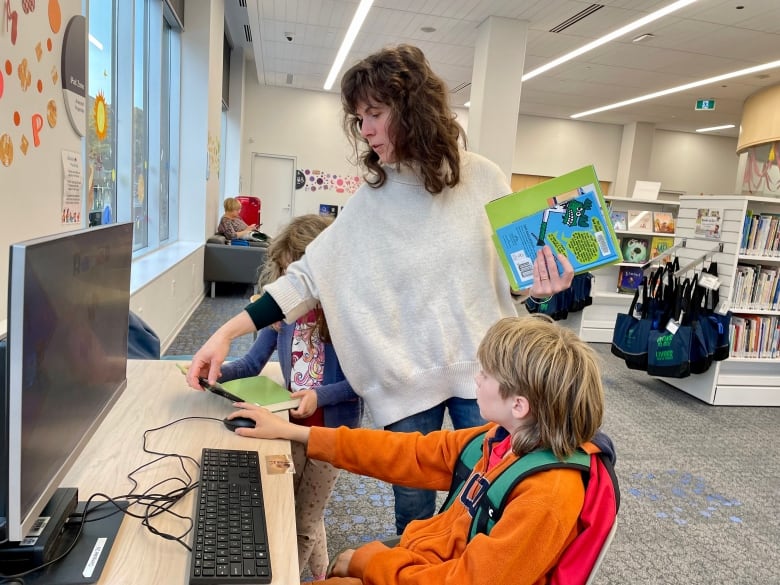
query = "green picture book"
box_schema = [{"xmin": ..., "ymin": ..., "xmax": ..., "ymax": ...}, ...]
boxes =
[
  {"xmin": 220, "ymin": 376, "xmax": 301, "ymax": 412},
  {"xmin": 176, "ymin": 363, "xmax": 300, "ymax": 412},
  {"xmin": 485, "ymin": 165, "xmax": 622, "ymax": 290}
]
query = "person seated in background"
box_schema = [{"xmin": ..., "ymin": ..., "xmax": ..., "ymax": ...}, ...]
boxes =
[
  {"xmin": 225, "ymin": 314, "xmax": 607, "ymax": 585},
  {"xmin": 218, "ymin": 197, "xmax": 260, "ymax": 241}
]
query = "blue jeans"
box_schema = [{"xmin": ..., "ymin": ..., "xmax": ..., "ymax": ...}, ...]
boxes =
[{"xmin": 384, "ymin": 397, "xmax": 486, "ymax": 534}]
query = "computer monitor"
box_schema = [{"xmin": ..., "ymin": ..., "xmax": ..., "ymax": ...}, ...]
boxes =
[{"xmin": 0, "ymin": 223, "xmax": 132, "ymax": 555}]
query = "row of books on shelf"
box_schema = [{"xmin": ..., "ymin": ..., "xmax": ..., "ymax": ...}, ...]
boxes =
[
  {"xmin": 616, "ymin": 236, "xmax": 676, "ymax": 292},
  {"xmin": 729, "ymin": 314, "xmax": 780, "ymax": 359},
  {"xmin": 619, "ymin": 235, "xmax": 674, "ymax": 264},
  {"xmin": 731, "ymin": 264, "xmax": 780, "ymax": 311},
  {"xmin": 740, "ymin": 211, "xmax": 780, "ymax": 256},
  {"xmin": 610, "ymin": 209, "xmax": 675, "ymax": 234}
]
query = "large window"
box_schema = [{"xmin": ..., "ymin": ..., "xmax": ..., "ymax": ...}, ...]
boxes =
[
  {"xmin": 132, "ymin": 0, "xmax": 149, "ymax": 251},
  {"xmin": 86, "ymin": 0, "xmax": 181, "ymax": 255},
  {"xmin": 86, "ymin": 1, "xmax": 116, "ymax": 228}
]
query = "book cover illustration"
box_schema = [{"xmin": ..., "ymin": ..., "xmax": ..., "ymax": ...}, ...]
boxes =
[
  {"xmin": 653, "ymin": 211, "xmax": 676, "ymax": 234},
  {"xmin": 617, "ymin": 265, "xmax": 644, "ymax": 293},
  {"xmin": 627, "ymin": 210, "xmax": 653, "ymax": 232},
  {"xmin": 694, "ymin": 208, "xmax": 723, "ymax": 240},
  {"xmin": 650, "ymin": 236, "xmax": 675, "ymax": 261},
  {"xmin": 620, "ymin": 236, "xmax": 650, "ymax": 264},
  {"xmin": 485, "ymin": 165, "xmax": 622, "ymax": 290},
  {"xmin": 610, "ymin": 210, "xmax": 628, "ymax": 231}
]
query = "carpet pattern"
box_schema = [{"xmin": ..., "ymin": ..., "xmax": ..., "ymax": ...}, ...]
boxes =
[{"xmin": 165, "ymin": 288, "xmax": 780, "ymax": 584}]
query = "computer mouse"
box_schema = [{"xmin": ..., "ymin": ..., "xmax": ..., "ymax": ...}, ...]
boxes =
[{"xmin": 223, "ymin": 416, "xmax": 256, "ymax": 431}]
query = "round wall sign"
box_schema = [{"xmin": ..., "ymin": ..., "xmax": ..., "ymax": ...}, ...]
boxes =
[{"xmin": 61, "ymin": 14, "xmax": 86, "ymax": 137}]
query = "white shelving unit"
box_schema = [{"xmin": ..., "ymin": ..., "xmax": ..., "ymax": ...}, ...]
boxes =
[
  {"xmin": 579, "ymin": 196, "xmax": 680, "ymax": 342},
  {"xmin": 655, "ymin": 195, "xmax": 780, "ymax": 406}
]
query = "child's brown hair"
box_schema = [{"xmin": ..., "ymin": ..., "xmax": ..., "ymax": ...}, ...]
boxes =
[
  {"xmin": 258, "ymin": 214, "xmax": 333, "ymax": 341},
  {"xmin": 477, "ymin": 314, "xmax": 604, "ymax": 459}
]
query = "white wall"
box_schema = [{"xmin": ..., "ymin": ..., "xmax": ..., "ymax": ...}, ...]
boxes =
[
  {"xmin": 511, "ymin": 115, "xmax": 739, "ymax": 196},
  {"xmin": 0, "ymin": 1, "xmax": 84, "ymax": 319},
  {"xmin": 129, "ymin": 247, "xmax": 204, "ymax": 351},
  {"xmin": 240, "ymin": 83, "xmax": 359, "ymax": 228},
  {"xmin": 648, "ymin": 130, "xmax": 740, "ymax": 195},
  {"xmin": 513, "ymin": 115, "xmax": 624, "ymax": 182}
]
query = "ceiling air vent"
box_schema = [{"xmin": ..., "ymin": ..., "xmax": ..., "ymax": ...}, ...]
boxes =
[
  {"xmin": 244, "ymin": 24, "xmax": 252, "ymax": 43},
  {"xmin": 450, "ymin": 81, "xmax": 471, "ymax": 94},
  {"xmin": 238, "ymin": 0, "xmax": 247, "ymax": 7},
  {"xmin": 549, "ymin": 4, "xmax": 603, "ymax": 33}
]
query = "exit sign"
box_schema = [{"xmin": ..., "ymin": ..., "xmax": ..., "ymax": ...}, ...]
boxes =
[{"xmin": 695, "ymin": 99, "xmax": 716, "ymax": 110}]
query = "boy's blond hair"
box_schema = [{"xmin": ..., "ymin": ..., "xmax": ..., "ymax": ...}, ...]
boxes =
[
  {"xmin": 477, "ymin": 314, "xmax": 604, "ymax": 460},
  {"xmin": 223, "ymin": 197, "xmax": 242, "ymax": 213}
]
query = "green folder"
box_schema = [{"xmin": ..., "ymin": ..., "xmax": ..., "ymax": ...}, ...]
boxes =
[
  {"xmin": 220, "ymin": 376, "xmax": 301, "ymax": 412},
  {"xmin": 177, "ymin": 364, "xmax": 300, "ymax": 412}
]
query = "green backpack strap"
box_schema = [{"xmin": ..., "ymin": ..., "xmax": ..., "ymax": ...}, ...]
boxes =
[
  {"xmin": 440, "ymin": 431, "xmax": 592, "ymax": 542},
  {"xmin": 439, "ymin": 431, "xmax": 487, "ymax": 514},
  {"xmin": 471, "ymin": 449, "xmax": 591, "ymax": 540}
]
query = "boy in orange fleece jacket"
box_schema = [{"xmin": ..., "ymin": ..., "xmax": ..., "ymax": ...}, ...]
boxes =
[{"xmin": 228, "ymin": 314, "xmax": 606, "ymax": 585}]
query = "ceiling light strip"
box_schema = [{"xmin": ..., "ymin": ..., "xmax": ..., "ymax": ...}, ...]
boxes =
[
  {"xmin": 696, "ymin": 124, "xmax": 736, "ymax": 133},
  {"xmin": 323, "ymin": 0, "xmax": 375, "ymax": 90},
  {"xmin": 571, "ymin": 59, "xmax": 780, "ymax": 119},
  {"xmin": 523, "ymin": 0, "xmax": 698, "ymax": 81}
]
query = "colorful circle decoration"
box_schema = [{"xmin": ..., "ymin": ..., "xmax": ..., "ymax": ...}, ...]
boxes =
[
  {"xmin": 48, "ymin": 0, "xmax": 62, "ymax": 34},
  {"xmin": 302, "ymin": 169, "xmax": 362, "ymax": 194},
  {"xmin": 93, "ymin": 91, "xmax": 108, "ymax": 140}
]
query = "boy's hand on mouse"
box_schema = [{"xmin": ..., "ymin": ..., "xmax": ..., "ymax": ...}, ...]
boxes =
[{"xmin": 230, "ymin": 403, "xmax": 311, "ymax": 444}]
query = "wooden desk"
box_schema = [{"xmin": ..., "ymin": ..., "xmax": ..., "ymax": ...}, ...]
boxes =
[{"xmin": 61, "ymin": 360, "xmax": 299, "ymax": 584}]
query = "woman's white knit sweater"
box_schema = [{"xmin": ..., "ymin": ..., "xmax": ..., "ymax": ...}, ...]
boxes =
[{"xmin": 265, "ymin": 151, "xmax": 518, "ymax": 427}]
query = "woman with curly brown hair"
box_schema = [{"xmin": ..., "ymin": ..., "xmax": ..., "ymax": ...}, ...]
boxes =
[{"xmin": 187, "ymin": 44, "xmax": 574, "ymax": 533}]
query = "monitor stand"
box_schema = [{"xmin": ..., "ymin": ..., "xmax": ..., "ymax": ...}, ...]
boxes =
[{"xmin": 0, "ymin": 495, "xmax": 127, "ymax": 585}]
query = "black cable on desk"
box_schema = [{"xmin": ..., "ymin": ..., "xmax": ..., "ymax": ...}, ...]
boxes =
[{"xmin": 0, "ymin": 416, "xmax": 224, "ymax": 582}]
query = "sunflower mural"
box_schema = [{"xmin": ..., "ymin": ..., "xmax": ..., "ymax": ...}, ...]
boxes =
[{"xmin": 93, "ymin": 90, "xmax": 108, "ymax": 141}]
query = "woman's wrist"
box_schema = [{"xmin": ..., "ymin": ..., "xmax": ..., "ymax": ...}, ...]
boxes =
[{"xmin": 526, "ymin": 294, "xmax": 553, "ymax": 306}]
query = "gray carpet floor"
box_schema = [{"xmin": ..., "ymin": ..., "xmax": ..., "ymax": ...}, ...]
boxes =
[{"xmin": 165, "ymin": 286, "xmax": 780, "ymax": 584}]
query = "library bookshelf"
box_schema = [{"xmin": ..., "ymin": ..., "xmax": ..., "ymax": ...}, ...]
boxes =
[
  {"xmin": 652, "ymin": 195, "xmax": 780, "ymax": 406},
  {"xmin": 579, "ymin": 196, "xmax": 679, "ymax": 343}
]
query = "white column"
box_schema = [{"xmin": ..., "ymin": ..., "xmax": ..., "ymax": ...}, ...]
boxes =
[
  {"xmin": 614, "ymin": 122, "xmax": 655, "ymax": 197},
  {"xmin": 224, "ymin": 49, "xmax": 246, "ymax": 198},
  {"xmin": 468, "ymin": 16, "xmax": 528, "ymax": 183},
  {"xmin": 179, "ymin": 0, "xmax": 225, "ymax": 241}
]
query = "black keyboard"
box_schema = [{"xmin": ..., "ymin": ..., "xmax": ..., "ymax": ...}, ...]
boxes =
[{"xmin": 189, "ymin": 448, "xmax": 272, "ymax": 584}]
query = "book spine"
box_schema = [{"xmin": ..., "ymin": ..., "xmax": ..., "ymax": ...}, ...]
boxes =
[{"xmin": 740, "ymin": 211, "xmax": 752, "ymax": 254}]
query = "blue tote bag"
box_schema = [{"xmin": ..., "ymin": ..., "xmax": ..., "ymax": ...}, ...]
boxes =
[
  {"xmin": 611, "ymin": 276, "xmax": 654, "ymax": 370},
  {"xmin": 647, "ymin": 280, "xmax": 695, "ymax": 378}
]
